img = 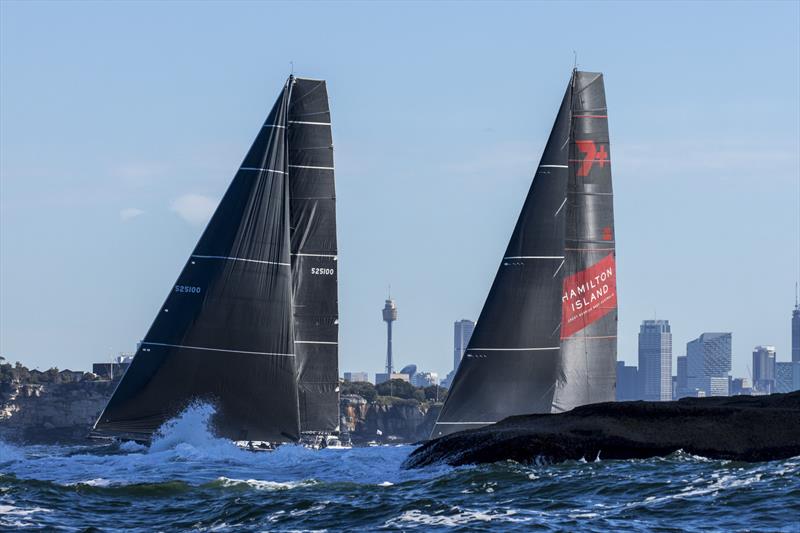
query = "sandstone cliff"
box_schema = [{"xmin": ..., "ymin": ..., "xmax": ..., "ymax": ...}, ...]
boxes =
[
  {"xmin": 0, "ymin": 380, "xmax": 441, "ymax": 444},
  {"xmin": 0, "ymin": 380, "xmax": 117, "ymax": 443}
]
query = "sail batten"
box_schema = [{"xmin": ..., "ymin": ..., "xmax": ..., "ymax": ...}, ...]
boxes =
[{"xmin": 432, "ymin": 70, "xmax": 617, "ymax": 439}]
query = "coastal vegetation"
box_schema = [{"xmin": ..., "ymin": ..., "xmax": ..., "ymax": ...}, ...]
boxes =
[{"xmin": 0, "ymin": 358, "xmax": 99, "ymax": 385}]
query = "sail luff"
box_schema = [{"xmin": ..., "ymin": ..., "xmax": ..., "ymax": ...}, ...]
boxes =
[{"xmin": 92, "ymin": 80, "xmax": 302, "ymax": 443}]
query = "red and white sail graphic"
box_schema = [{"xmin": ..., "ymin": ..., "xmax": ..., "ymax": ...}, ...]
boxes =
[{"xmin": 561, "ymin": 253, "xmax": 617, "ymax": 338}]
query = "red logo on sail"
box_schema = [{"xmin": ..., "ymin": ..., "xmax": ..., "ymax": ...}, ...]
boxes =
[
  {"xmin": 561, "ymin": 254, "xmax": 617, "ymax": 338},
  {"xmin": 575, "ymin": 140, "xmax": 609, "ymax": 177}
]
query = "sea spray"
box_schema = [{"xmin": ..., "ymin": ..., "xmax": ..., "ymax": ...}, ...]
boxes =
[{"xmin": 149, "ymin": 402, "xmax": 240, "ymax": 459}]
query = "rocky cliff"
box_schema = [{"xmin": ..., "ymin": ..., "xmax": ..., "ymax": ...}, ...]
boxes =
[
  {"xmin": 405, "ymin": 392, "xmax": 800, "ymax": 468},
  {"xmin": 0, "ymin": 381, "xmax": 441, "ymax": 444},
  {"xmin": 340, "ymin": 395, "xmax": 441, "ymax": 443},
  {"xmin": 0, "ymin": 380, "xmax": 117, "ymax": 443}
]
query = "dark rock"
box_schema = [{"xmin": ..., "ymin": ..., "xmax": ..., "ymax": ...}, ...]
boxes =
[{"xmin": 404, "ymin": 392, "xmax": 800, "ymax": 468}]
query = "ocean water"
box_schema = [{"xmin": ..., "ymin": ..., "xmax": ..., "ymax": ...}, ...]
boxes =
[{"xmin": 1, "ymin": 405, "xmax": 799, "ymax": 532}]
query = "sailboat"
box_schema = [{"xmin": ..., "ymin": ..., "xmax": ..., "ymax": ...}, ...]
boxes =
[
  {"xmin": 91, "ymin": 76, "xmax": 341, "ymax": 446},
  {"xmin": 432, "ymin": 70, "xmax": 617, "ymax": 439}
]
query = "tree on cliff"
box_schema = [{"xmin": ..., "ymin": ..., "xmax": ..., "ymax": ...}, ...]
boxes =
[
  {"xmin": 340, "ymin": 380, "xmax": 378, "ymax": 403},
  {"xmin": 376, "ymin": 379, "xmax": 417, "ymax": 400}
]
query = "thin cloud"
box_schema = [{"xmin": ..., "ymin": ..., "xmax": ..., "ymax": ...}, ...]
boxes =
[
  {"xmin": 119, "ymin": 207, "xmax": 145, "ymax": 221},
  {"xmin": 171, "ymin": 193, "xmax": 217, "ymax": 226}
]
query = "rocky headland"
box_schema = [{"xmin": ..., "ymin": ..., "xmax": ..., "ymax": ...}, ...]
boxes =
[
  {"xmin": 405, "ymin": 392, "xmax": 800, "ymax": 468},
  {"xmin": 0, "ymin": 362, "xmax": 443, "ymax": 444}
]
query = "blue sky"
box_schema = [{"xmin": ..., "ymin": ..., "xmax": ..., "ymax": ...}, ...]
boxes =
[{"xmin": 1, "ymin": 1, "xmax": 798, "ymax": 381}]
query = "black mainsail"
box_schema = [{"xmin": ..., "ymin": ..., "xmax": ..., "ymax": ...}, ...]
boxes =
[
  {"xmin": 432, "ymin": 70, "xmax": 617, "ymax": 439},
  {"xmin": 287, "ymin": 79, "xmax": 340, "ymax": 434},
  {"xmin": 92, "ymin": 76, "xmax": 339, "ymax": 443}
]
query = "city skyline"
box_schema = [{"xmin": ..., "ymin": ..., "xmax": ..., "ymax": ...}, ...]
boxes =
[{"xmin": 1, "ymin": 2, "xmax": 799, "ymax": 380}]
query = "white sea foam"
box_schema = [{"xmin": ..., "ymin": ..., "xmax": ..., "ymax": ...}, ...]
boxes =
[
  {"xmin": 0, "ymin": 504, "xmax": 52, "ymax": 516},
  {"xmin": 0, "ymin": 504, "xmax": 52, "ymax": 529},
  {"xmin": 68, "ymin": 478, "xmax": 111, "ymax": 487},
  {"xmin": 386, "ymin": 508, "xmax": 524, "ymax": 527},
  {"xmin": 215, "ymin": 476, "xmax": 315, "ymax": 491}
]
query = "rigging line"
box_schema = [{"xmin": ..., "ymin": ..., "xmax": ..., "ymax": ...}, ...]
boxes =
[
  {"xmin": 288, "ymin": 120, "xmax": 331, "ymax": 125},
  {"xmin": 563, "ymin": 335, "xmax": 617, "ymax": 340},
  {"xmin": 240, "ymin": 167, "xmax": 286, "ymax": 174},
  {"xmin": 288, "ymin": 79, "xmax": 325, "ymax": 107},
  {"xmin": 503, "ymin": 256, "xmax": 564, "ymax": 260},
  {"xmin": 288, "ymin": 164, "xmax": 334, "ymax": 170},
  {"xmin": 468, "ymin": 347, "xmax": 560, "ymax": 351},
  {"xmin": 191, "ymin": 255, "xmax": 290, "ymax": 267},
  {"xmin": 436, "ymin": 421, "xmax": 497, "ymax": 425},
  {"xmin": 552, "ymin": 259, "xmax": 565, "ymax": 278},
  {"xmin": 554, "ymin": 197, "xmax": 567, "ymax": 216},
  {"xmin": 141, "ymin": 342, "xmax": 295, "ymax": 357}
]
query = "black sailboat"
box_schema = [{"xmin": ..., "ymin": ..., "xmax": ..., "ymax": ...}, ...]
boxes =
[
  {"xmin": 92, "ymin": 76, "xmax": 339, "ymax": 443},
  {"xmin": 432, "ymin": 70, "xmax": 617, "ymax": 439}
]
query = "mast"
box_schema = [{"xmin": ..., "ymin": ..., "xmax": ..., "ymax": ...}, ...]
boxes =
[
  {"xmin": 287, "ymin": 77, "xmax": 340, "ymax": 434},
  {"xmin": 92, "ymin": 79, "xmax": 301, "ymax": 443},
  {"xmin": 431, "ymin": 70, "xmax": 617, "ymax": 439}
]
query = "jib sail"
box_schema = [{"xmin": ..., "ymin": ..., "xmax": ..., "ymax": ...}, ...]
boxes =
[{"xmin": 93, "ymin": 79, "xmax": 303, "ymax": 442}]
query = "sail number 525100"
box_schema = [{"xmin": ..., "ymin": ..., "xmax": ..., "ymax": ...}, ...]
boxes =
[
  {"xmin": 311, "ymin": 267, "xmax": 335, "ymax": 275},
  {"xmin": 175, "ymin": 285, "xmax": 202, "ymax": 294}
]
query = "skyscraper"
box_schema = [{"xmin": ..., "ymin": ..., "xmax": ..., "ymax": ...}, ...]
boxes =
[
  {"xmin": 638, "ymin": 320, "xmax": 672, "ymax": 401},
  {"xmin": 615, "ymin": 361, "xmax": 639, "ymax": 401},
  {"xmin": 686, "ymin": 332, "xmax": 732, "ymax": 397},
  {"xmin": 792, "ymin": 286, "xmax": 799, "ymax": 363},
  {"xmin": 775, "ymin": 362, "xmax": 800, "ymax": 393},
  {"xmin": 453, "ymin": 319, "xmax": 475, "ymax": 371},
  {"xmin": 752, "ymin": 345, "xmax": 777, "ymax": 393},
  {"xmin": 676, "ymin": 355, "xmax": 689, "ymax": 399}
]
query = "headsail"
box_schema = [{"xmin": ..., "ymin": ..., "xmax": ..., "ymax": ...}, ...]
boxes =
[
  {"xmin": 92, "ymin": 80, "xmax": 301, "ymax": 443},
  {"xmin": 431, "ymin": 71, "xmax": 617, "ymax": 439},
  {"xmin": 288, "ymin": 78, "xmax": 340, "ymax": 433}
]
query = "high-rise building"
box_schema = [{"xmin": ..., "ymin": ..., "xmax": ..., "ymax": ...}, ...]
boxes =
[
  {"xmin": 752, "ymin": 345, "xmax": 777, "ymax": 393},
  {"xmin": 775, "ymin": 362, "xmax": 800, "ymax": 393},
  {"xmin": 675, "ymin": 355, "xmax": 689, "ymax": 399},
  {"xmin": 730, "ymin": 377, "xmax": 752, "ymax": 396},
  {"xmin": 453, "ymin": 319, "xmax": 475, "ymax": 371},
  {"xmin": 638, "ymin": 320, "xmax": 672, "ymax": 401},
  {"xmin": 411, "ymin": 372, "xmax": 439, "ymax": 388},
  {"xmin": 382, "ymin": 297, "xmax": 398, "ymax": 374},
  {"xmin": 375, "ymin": 372, "xmax": 409, "ymax": 385},
  {"xmin": 793, "ymin": 287, "xmax": 800, "ymax": 363},
  {"xmin": 615, "ymin": 361, "xmax": 639, "ymax": 401},
  {"xmin": 343, "ymin": 372, "xmax": 370, "ymax": 383},
  {"xmin": 686, "ymin": 332, "xmax": 732, "ymax": 396}
]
